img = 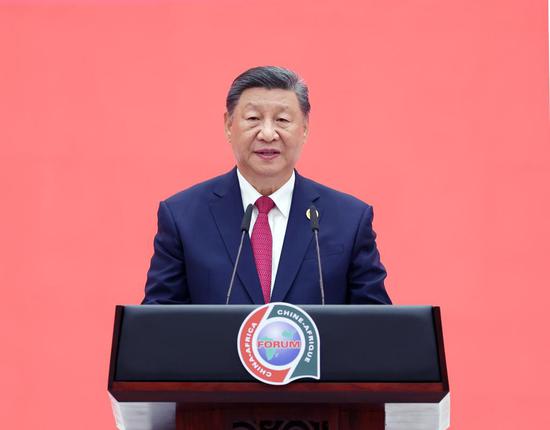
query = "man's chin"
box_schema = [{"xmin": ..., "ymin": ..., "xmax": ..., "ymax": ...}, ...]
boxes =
[{"xmin": 240, "ymin": 163, "xmax": 291, "ymax": 181}]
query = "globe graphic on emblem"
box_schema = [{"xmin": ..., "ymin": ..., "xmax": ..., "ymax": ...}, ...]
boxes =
[{"xmin": 256, "ymin": 321, "xmax": 302, "ymax": 366}]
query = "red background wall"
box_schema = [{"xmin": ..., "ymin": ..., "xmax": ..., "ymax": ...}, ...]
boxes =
[{"xmin": 1, "ymin": 1, "xmax": 549, "ymax": 428}]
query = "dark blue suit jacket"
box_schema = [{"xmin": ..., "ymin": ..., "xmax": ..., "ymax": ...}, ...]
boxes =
[{"xmin": 143, "ymin": 168, "xmax": 391, "ymax": 305}]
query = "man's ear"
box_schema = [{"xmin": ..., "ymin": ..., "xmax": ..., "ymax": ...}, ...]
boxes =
[
  {"xmin": 224, "ymin": 112, "xmax": 232, "ymax": 140},
  {"xmin": 303, "ymin": 118, "xmax": 309, "ymax": 140}
]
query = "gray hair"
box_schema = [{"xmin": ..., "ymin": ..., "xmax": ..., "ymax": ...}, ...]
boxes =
[{"xmin": 226, "ymin": 66, "xmax": 311, "ymax": 118}]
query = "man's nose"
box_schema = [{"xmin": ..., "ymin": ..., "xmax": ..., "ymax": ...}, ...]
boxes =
[{"xmin": 257, "ymin": 120, "xmax": 279, "ymax": 142}]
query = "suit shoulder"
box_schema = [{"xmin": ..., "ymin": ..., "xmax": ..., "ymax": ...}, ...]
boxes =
[
  {"xmin": 162, "ymin": 171, "xmax": 230, "ymax": 208},
  {"xmin": 301, "ymin": 176, "xmax": 373, "ymax": 211}
]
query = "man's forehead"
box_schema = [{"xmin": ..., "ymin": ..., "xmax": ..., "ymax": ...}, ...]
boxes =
[{"xmin": 237, "ymin": 88, "xmax": 300, "ymax": 110}]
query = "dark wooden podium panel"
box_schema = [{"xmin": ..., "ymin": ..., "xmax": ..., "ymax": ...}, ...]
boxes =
[
  {"xmin": 176, "ymin": 403, "xmax": 385, "ymax": 430},
  {"xmin": 110, "ymin": 381, "xmax": 446, "ymax": 404}
]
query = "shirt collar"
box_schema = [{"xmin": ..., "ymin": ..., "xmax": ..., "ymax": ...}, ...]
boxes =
[{"xmin": 236, "ymin": 169, "xmax": 295, "ymax": 218}]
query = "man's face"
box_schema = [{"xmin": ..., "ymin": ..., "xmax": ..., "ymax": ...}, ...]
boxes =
[{"xmin": 224, "ymin": 87, "xmax": 308, "ymax": 186}]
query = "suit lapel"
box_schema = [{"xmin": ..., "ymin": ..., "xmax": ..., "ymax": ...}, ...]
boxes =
[
  {"xmin": 271, "ymin": 172, "xmax": 320, "ymax": 303},
  {"xmin": 209, "ymin": 168, "xmax": 264, "ymax": 304}
]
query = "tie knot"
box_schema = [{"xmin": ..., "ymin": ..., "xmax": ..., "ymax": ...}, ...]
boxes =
[{"xmin": 255, "ymin": 196, "xmax": 275, "ymax": 214}]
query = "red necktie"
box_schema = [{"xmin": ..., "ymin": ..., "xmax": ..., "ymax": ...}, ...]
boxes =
[{"xmin": 251, "ymin": 196, "xmax": 275, "ymax": 304}]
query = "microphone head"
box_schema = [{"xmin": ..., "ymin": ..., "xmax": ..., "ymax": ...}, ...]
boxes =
[
  {"xmin": 241, "ymin": 204, "xmax": 254, "ymax": 232},
  {"xmin": 309, "ymin": 204, "xmax": 320, "ymax": 231}
]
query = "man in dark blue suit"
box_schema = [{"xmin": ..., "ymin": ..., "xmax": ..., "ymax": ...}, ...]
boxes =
[{"xmin": 143, "ymin": 66, "xmax": 391, "ymax": 305}]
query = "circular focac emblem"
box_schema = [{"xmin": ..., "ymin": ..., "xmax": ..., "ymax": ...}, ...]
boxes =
[{"xmin": 237, "ymin": 302, "xmax": 320, "ymax": 385}]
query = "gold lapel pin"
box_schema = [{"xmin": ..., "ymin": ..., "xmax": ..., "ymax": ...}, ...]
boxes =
[{"xmin": 306, "ymin": 208, "xmax": 320, "ymax": 220}]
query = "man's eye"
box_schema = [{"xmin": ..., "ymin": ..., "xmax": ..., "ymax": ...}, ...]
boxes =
[
  {"xmin": 277, "ymin": 118, "xmax": 290, "ymax": 123},
  {"xmin": 247, "ymin": 116, "xmax": 259, "ymax": 121}
]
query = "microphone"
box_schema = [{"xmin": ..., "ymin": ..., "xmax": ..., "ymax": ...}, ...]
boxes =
[
  {"xmin": 226, "ymin": 204, "xmax": 254, "ymax": 304},
  {"xmin": 309, "ymin": 204, "xmax": 325, "ymax": 305}
]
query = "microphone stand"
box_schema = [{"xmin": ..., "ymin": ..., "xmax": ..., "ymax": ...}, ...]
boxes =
[
  {"xmin": 309, "ymin": 205, "xmax": 325, "ymax": 305},
  {"xmin": 226, "ymin": 204, "xmax": 254, "ymax": 305}
]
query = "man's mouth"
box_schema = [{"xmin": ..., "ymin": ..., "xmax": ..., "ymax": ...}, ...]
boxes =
[{"xmin": 254, "ymin": 149, "xmax": 280, "ymax": 159}]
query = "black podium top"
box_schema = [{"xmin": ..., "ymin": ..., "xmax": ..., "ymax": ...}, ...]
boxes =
[{"xmin": 111, "ymin": 305, "xmax": 445, "ymax": 384}]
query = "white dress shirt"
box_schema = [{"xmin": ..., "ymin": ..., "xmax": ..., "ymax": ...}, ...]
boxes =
[{"xmin": 237, "ymin": 169, "xmax": 295, "ymax": 295}]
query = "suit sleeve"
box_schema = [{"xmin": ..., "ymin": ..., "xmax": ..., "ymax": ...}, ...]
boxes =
[
  {"xmin": 142, "ymin": 201, "xmax": 191, "ymax": 304},
  {"xmin": 347, "ymin": 205, "xmax": 392, "ymax": 304}
]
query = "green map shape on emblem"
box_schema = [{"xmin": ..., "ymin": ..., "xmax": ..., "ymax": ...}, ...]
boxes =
[
  {"xmin": 265, "ymin": 304, "xmax": 320, "ymax": 381},
  {"xmin": 259, "ymin": 329, "xmax": 294, "ymax": 361}
]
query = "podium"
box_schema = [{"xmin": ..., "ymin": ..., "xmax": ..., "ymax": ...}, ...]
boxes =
[{"xmin": 108, "ymin": 305, "xmax": 450, "ymax": 430}]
